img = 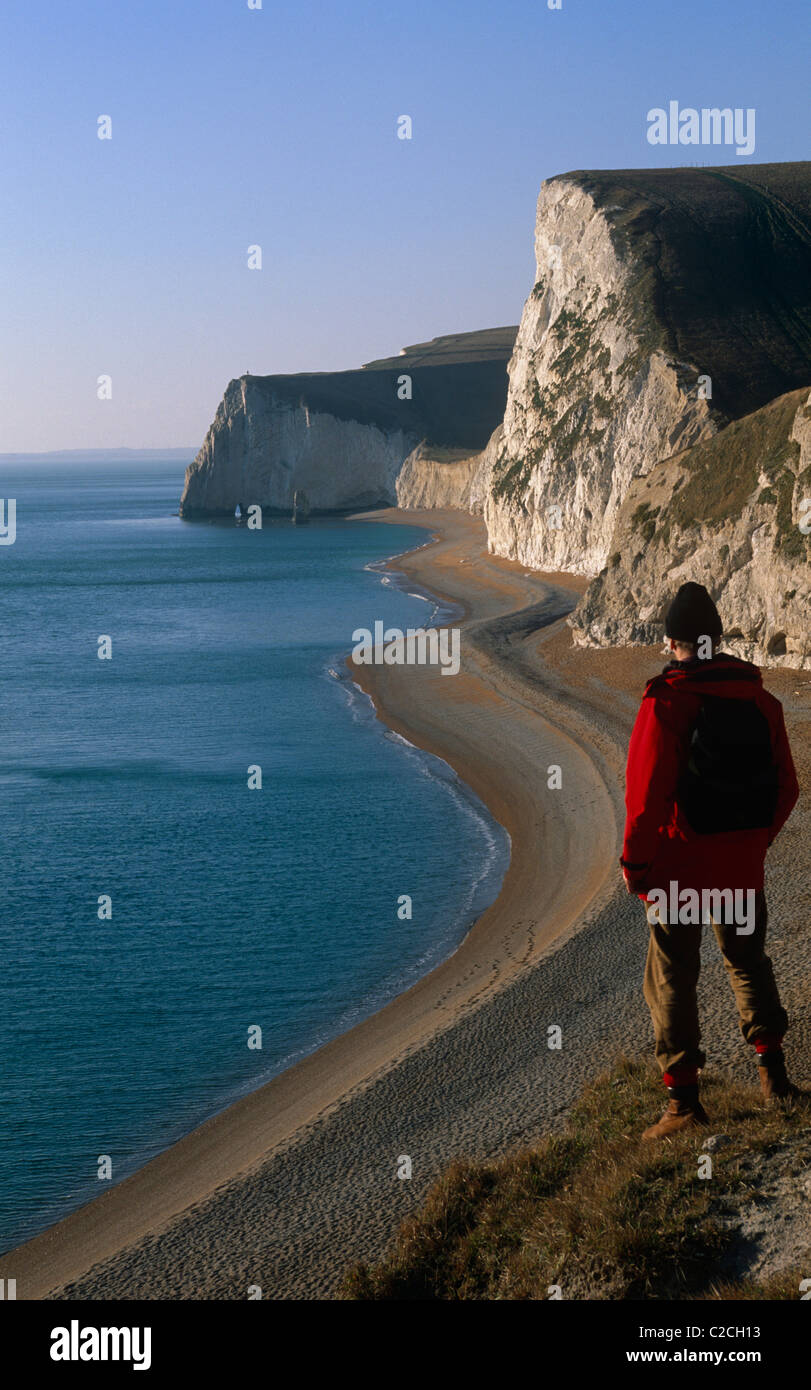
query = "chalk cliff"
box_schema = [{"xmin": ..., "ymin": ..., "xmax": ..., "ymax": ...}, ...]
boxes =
[
  {"xmin": 570, "ymin": 386, "xmax": 811, "ymax": 668},
  {"xmin": 483, "ymin": 163, "xmax": 811, "ymax": 575},
  {"xmin": 179, "ymin": 329, "xmax": 516, "ymax": 518},
  {"xmin": 181, "ymin": 162, "xmax": 811, "ymax": 665},
  {"xmin": 396, "ymin": 444, "xmax": 484, "ymax": 511}
]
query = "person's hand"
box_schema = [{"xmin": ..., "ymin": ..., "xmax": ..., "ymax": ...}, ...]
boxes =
[{"xmin": 620, "ymin": 860, "xmax": 650, "ymax": 895}]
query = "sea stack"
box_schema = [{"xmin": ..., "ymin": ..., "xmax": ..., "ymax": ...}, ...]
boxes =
[{"xmin": 292, "ymin": 489, "xmax": 310, "ymax": 524}]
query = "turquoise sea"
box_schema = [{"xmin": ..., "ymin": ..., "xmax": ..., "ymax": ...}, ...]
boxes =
[{"xmin": 0, "ymin": 457, "xmax": 509, "ymax": 1252}]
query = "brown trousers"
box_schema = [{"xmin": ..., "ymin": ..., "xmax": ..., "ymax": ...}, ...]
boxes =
[{"xmin": 642, "ymin": 889, "xmax": 789, "ymax": 1073}]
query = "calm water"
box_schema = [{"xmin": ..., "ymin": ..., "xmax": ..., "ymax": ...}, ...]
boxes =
[{"xmin": 0, "ymin": 457, "xmax": 509, "ymax": 1251}]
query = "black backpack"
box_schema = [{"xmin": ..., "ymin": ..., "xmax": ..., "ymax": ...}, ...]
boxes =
[{"xmin": 677, "ymin": 694, "xmax": 779, "ymax": 834}]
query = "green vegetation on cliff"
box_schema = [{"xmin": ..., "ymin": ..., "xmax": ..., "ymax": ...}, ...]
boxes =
[
  {"xmin": 491, "ymin": 290, "xmax": 613, "ymax": 504},
  {"xmin": 651, "ymin": 386, "xmax": 808, "ymax": 558}
]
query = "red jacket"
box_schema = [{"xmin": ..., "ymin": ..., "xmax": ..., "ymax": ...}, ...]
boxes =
[{"xmin": 622, "ymin": 653, "xmax": 798, "ymax": 893}]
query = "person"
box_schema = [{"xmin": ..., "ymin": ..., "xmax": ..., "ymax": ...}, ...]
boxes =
[{"xmin": 620, "ymin": 582, "xmax": 802, "ymax": 1140}]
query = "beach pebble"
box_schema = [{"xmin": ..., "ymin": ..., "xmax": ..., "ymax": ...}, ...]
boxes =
[{"xmin": 703, "ymin": 1134, "xmax": 732, "ymax": 1152}]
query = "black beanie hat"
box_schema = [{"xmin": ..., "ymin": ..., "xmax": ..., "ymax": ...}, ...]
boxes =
[{"xmin": 664, "ymin": 582, "xmax": 722, "ymax": 644}]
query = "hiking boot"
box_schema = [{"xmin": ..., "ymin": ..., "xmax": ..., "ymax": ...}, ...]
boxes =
[
  {"xmin": 642, "ymin": 1085, "xmax": 710, "ymax": 1141},
  {"xmin": 758, "ymin": 1052, "xmax": 811, "ymax": 1106}
]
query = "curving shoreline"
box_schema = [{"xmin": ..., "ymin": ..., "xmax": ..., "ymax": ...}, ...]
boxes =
[
  {"xmin": 0, "ymin": 510, "xmax": 626, "ymax": 1298},
  {"xmin": 2, "ymin": 517, "xmax": 808, "ymax": 1298}
]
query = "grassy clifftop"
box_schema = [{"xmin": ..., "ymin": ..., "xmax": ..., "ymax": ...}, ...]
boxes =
[
  {"xmin": 361, "ymin": 326, "xmax": 518, "ymax": 370},
  {"xmin": 341, "ymin": 1060, "xmax": 811, "ymax": 1301},
  {"xmin": 240, "ymin": 327, "xmax": 518, "ymax": 452}
]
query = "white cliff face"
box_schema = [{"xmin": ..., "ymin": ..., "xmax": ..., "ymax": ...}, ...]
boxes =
[
  {"xmin": 483, "ymin": 178, "xmax": 718, "ymax": 572},
  {"xmin": 396, "ymin": 444, "xmax": 485, "ymax": 512},
  {"xmin": 178, "ymin": 166, "xmax": 810, "ymax": 666},
  {"xmin": 180, "ymin": 378, "xmax": 417, "ymax": 516},
  {"xmin": 570, "ymin": 388, "xmax": 811, "ymax": 669},
  {"xmin": 467, "ymin": 425, "xmax": 503, "ymax": 518}
]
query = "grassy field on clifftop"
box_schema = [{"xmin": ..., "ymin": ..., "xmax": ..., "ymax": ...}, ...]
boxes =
[{"xmin": 341, "ymin": 1059, "xmax": 811, "ymax": 1301}]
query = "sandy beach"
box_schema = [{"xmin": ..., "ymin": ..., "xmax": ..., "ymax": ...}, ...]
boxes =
[{"xmin": 2, "ymin": 509, "xmax": 809, "ymax": 1300}]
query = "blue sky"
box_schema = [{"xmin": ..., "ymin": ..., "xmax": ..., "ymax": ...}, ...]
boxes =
[{"xmin": 1, "ymin": 0, "xmax": 808, "ymax": 451}]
